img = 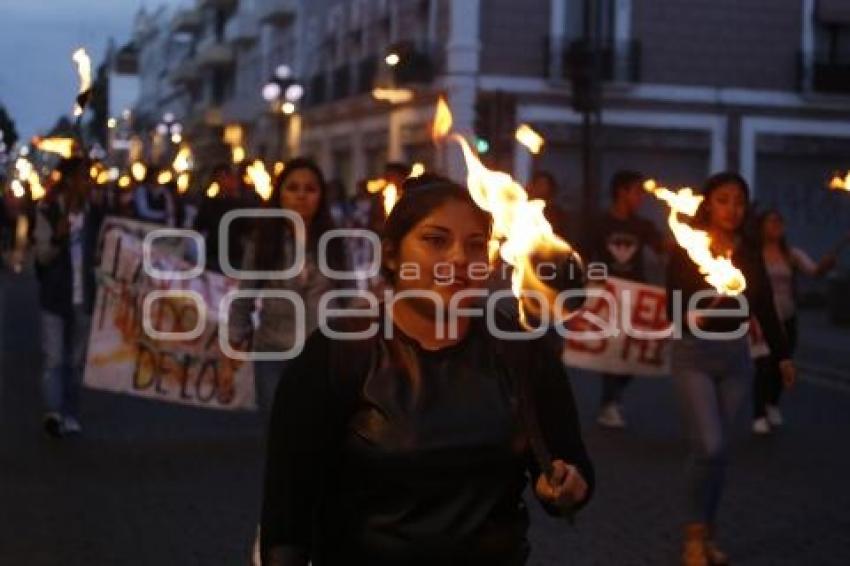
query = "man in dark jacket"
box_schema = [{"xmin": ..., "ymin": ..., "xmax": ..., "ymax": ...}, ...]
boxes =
[{"xmin": 33, "ymin": 157, "xmax": 103, "ymax": 437}]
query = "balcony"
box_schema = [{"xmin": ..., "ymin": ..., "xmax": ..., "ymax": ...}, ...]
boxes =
[
  {"xmin": 225, "ymin": 12, "xmax": 259, "ymax": 45},
  {"xmin": 800, "ymin": 51, "xmax": 850, "ymax": 94},
  {"xmin": 355, "ymin": 57, "xmax": 378, "ymax": 94},
  {"xmin": 545, "ymin": 38, "xmax": 642, "ymax": 84},
  {"xmin": 170, "ymin": 59, "xmax": 200, "ymax": 84},
  {"xmin": 258, "ymin": 0, "xmax": 297, "ymax": 25},
  {"xmin": 172, "ymin": 8, "xmax": 202, "ymax": 34},
  {"xmin": 195, "ymin": 38, "xmax": 235, "ymax": 68},
  {"xmin": 221, "ymin": 96, "xmax": 264, "ymax": 124},
  {"xmin": 199, "ymin": 0, "xmax": 237, "ymax": 10},
  {"xmin": 331, "ymin": 66, "xmax": 352, "ymax": 101},
  {"xmin": 307, "ymin": 74, "xmax": 327, "ymax": 107}
]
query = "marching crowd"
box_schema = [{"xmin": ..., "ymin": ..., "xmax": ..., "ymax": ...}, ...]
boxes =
[{"xmin": 2, "ymin": 154, "xmax": 849, "ymax": 566}]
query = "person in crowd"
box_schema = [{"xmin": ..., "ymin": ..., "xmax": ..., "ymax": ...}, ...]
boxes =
[
  {"xmin": 584, "ymin": 170, "xmax": 665, "ymax": 428},
  {"xmin": 32, "ymin": 157, "xmax": 104, "ymax": 438},
  {"xmin": 667, "ymin": 172, "xmax": 795, "ymax": 565},
  {"xmin": 194, "ymin": 164, "xmax": 252, "ymax": 273},
  {"xmin": 228, "ymin": 157, "xmax": 348, "ymax": 416},
  {"xmin": 132, "ymin": 168, "xmax": 175, "ymax": 226},
  {"xmin": 527, "ymin": 170, "xmax": 570, "ymax": 241},
  {"xmin": 259, "ymin": 174, "xmax": 594, "ymax": 565},
  {"xmin": 751, "ymin": 208, "xmax": 850, "ymax": 434}
]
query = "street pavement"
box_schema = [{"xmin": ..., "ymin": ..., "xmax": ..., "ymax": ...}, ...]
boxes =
[{"xmin": 2, "ymin": 265, "xmax": 850, "ymax": 566}]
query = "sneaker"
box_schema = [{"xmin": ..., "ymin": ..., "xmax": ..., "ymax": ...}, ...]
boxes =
[
  {"xmin": 682, "ymin": 523, "xmax": 709, "ymax": 566},
  {"xmin": 63, "ymin": 416, "xmax": 83, "ymax": 435},
  {"xmin": 43, "ymin": 412, "xmax": 64, "ymax": 438},
  {"xmin": 752, "ymin": 417, "xmax": 771, "ymax": 435},
  {"xmin": 766, "ymin": 405, "xmax": 783, "ymax": 427},
  {"xmin": 597, "ymin": 403, "xmax": 626, "ymax": 429}
]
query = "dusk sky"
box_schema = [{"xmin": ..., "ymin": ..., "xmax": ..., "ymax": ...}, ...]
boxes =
[{"xmin": 0, "ymin": 0, "xmax": 187, "ymax": 142}]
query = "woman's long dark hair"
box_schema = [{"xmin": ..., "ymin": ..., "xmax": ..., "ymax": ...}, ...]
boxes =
[
  {"xmin": 253, "ymin": 157, "xmax": 346, "ymax": 272},
  {"xmin": 758, "ymin": 208, "xmax": 793, "ymax": 262}
]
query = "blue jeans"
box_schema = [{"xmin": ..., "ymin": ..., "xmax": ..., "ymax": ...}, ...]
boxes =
[
  {"xmin": 41, "ymin": 307, "xmax": 91, "ymax": 419},
  {"xmin": 253, "ymin": 360, "xmax": 289, "ymax": 419},
  {"xmin": 671, "ymin": 334, "xmax": 752, "ymax": 525}
]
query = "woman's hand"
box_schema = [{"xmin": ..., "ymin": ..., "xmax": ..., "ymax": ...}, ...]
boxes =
[
  {"xmin": 535, "ymin": 459, "xmax": 588, "ymax": 509},
  {"xmin": 779, "ymin": 359, "xmax": 797, "ymax": 389}
]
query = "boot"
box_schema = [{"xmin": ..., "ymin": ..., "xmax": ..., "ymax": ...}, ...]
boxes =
[{"xmin": 682, "ymin": 523, "xmax": 709, "ymax": 566}]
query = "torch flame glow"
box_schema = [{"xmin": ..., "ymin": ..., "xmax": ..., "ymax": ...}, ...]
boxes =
[
  {"xmin": 643, "ymin": 179, "xmax": 746, "ymax": 296},
  {"xmin": 246, "ymin": 160, "xmax": 272, "ymax": 200},
  {"xmin": 173, "ymin": 145, "xmax": 192, "ymax": 173},
  {"xmin": 367, "ymin": 178, "xmax": 387, "ymax": 194},
  {"xmin": 409, "ymin": 163, "xmax": 425, "ymax": 178},
  {"xmin": 515, "ymin": 124, "xmax": 545, "ymax": 154},
  {"xmin": 131, "ymin": 162, "xmax": 147, "ymax": 182},
  {"xmin": 177, "ymin": 173, "xmax": 190, "ymax": 193},
  {"xmin": 11, "ymin": 180, "xmax": 26, "ymax": 198},
  {"xmin": 232, "ymin": 145, "xmax": 246, "ymax": 164},
  {"xmin": 72, "ymin": 48, "xmax": 92, "ymax": 117},
  {"xmin": 383, "ymin": 183, "xmax": 399, "ymax": 216},
  {"xmin": 828, "ymin": 171, "xmax": 850, "ymax": 192},
  {"xmin": 33, "ymin": 137, "xmax": 76, "ymax": 158},
  {"xmin": 206, "ymin": 182, "xmax": 220, "ymax": 198},
  {"xmin": 157, "ymin": 170, "xmax": 173, "ymax": 185},
  {"xmin": 432, "ymin": 96, "xmax": 453, "ymax": 141}
]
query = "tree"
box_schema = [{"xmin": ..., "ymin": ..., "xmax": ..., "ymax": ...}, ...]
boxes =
[{"xmin": 0, "ymin": 104, "xmax": 19, "ymax": 151}]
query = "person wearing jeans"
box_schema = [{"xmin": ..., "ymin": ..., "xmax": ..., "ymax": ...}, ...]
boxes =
[
  {"xmin": 667, "ymin": 173, "xmax": 793, "ymax": 565},
  {"xmin": 33, "ymin": 157, "xmax": 102, "ymax": 438}
]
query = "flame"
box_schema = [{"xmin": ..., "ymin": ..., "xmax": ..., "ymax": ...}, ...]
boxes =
[
  {"xmin": 246, "ymin": 160, "xmax": 272, "ymax": 200},
  {"xmin": 452, "ymin": 134, "xmax": 579, "ymax": 326},
  {"xmin": 173, "ymin": 145, "xmax": 192, "ymax": 173},
  {"xmin": 274, "ymin": 162, "xmax": 285, "ymax": 176},
  {"xmin": 828, "ymin": 171, "xmax": 850, "ymax": 192},
  {"xmin": 232, "ymin": 145, "xmax": 246, "ymax": 164},
  {"xmin": 409, "ymin": 163, "xmax": 425, "ymax": 178},
  {"xmin": 383, "ymin": 183, "xmax": 399, "ymax": 216},
  {"xmin": 206, "ymin": 182, "xmax": 220, "ymax": 198},
  {"xmin": 432, "ymin": 96, "xmax": 453, "ymax": 141},
  {"xmin": 11, "ymin": 180, "xmax": 25, "ymax": 198},
  {"xmin": 33, "ymin": 137, "xmax": 76, "ymax": 158},
  {"xmin": 515, "ymin": 124, "xmax": 544, "ymax": 154},
  {"xmin": 72, "ymin": 48, "xmax": 92, "ymax": 117},
  {"xmin": 644, "ymin": 179, "xmax": 746, "ymax": 295},
  {"xmin": 367, "ymin": 178, "xmax": 387, "ymax": 193},
  {"xmin": 89, "ymin": 164, "xmax": 100, "ymax": 180},
  {"xmin": 96, "ymin": 170, "xmax": 110, "ymax": 185},
  {"xmin": 372, "ymin": 87, "xmax": 414, "ymax": 104},
  {"xmin": 177, "ymin": 172, "xmax": 190, "ymax": 193},
  {"xmin": 130, "ymin": 162, "xmax": 147, "ymax": 182},
  {"xmin": 28, "ymin": 174, "xmax": 46, "ymax": 200},
  {"xmin": 118, "ymin": 175, "xmax": 131, "ymax": 189}
]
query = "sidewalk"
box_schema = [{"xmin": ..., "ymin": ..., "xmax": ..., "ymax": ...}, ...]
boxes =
[{"xmin": 795, "ymin": 307, "xmax": 850, "ymax": 384}]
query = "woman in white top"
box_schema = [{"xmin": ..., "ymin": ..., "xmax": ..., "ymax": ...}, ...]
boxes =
[{"xmin": 753, "ymin": 209, "xmax": 850, "ymax": 434}]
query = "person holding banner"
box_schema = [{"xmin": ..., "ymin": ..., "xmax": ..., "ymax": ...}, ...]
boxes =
[
  {"xmin": 751, "ymin": 209, "xmax": 850, "ymax": 434},
  {"xmin": 33, "ymin": 157, "xmax": 103, "ymax": 438},
  {"xmin": 584, "ymin": 170, "xmax": 665, "ymax": 428},
  {"xmin": 229, "ymin": 158, "xmax": 348, "ymax": 417},
  {"xmin": 259, "ymin": 175, "xmax": 593, "ymax": 566},
  {"xmin": 667, "ymin": 173, "xmax": 794, "ymax": 566}
]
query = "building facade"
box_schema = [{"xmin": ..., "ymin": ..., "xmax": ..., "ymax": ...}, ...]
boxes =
[{"xmin": 123, "ymin": 0, "xmax": 850, "ymax": 257}]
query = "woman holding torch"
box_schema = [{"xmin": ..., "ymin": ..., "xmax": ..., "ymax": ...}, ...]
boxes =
[
  {"xmin": 259, "ymin": 175, "xmax": 594, "ymax": 565},
  {"xmin": 667, "ymin": 173, "xmax": 795, "ymax": 565}
]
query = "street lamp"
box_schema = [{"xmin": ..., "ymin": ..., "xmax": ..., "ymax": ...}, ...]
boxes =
[{"xmin": 385, "ymin": 52, "xmax": 401, "ymax": 67}]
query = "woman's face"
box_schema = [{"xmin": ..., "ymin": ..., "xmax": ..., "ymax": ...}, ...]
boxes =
[
  {"xmin": 762, "ymin": 212, "xmax": 785, "ymax": 242},
  {"xmin": 706, "ymin": 182, "xmax": 747, "ymax": 234},
  {"xmin": 388, "ymin": 199, "xmax": 491, "ymax": 314},
  {"xmin": 280, "ymin": 168, "xmax": 322, "ymax": 224}
]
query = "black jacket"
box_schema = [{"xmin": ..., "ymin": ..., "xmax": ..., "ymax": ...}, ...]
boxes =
[{"xmin": 33, "ymin": 197, "xmax": 103, "ymax": 317}]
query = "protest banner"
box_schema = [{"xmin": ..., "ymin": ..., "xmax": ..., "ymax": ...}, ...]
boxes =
[
  {"xmin": 84, "ymin": 217, "xmax": 256, "ymax": 411},
  {"xmin": 563, "ymin": 276, "xmax": 769, "ymax": 376}
]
